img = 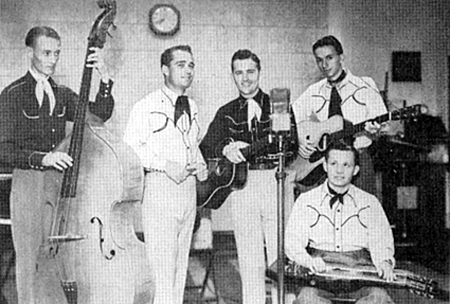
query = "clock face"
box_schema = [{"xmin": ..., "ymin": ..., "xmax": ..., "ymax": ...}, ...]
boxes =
[{"xmin": 149, "ymin": 4, "xmax": 180, "ymax": 36}]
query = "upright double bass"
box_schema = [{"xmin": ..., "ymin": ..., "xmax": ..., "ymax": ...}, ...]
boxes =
[{"xmin": 36, "ymin": 1, "xmax": 154, "ymax": 303}]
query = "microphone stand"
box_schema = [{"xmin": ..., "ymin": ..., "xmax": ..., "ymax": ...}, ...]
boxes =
[{"xmin": 275, "ymin": 133, "xmax": 287, "ymax": 304}]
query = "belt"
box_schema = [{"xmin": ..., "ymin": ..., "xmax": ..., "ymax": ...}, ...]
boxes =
[
  {"xmin": 144, "ymin": 168, "xmax": 164, "ymax": 174},
  {"xmin": 248, "ymin": 162, "xmax": 277, "ymax": 170}
]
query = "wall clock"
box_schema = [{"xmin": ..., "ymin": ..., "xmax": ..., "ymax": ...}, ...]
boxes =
[{"xmin": 149, "ymin": 4, "xmax": 180, "ymax": 36}]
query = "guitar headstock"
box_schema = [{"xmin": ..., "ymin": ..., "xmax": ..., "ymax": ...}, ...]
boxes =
[
  {"xmin": 403, "ymin": 269, "xmax": 448, "ymax": 300},
  {"xmin": 88, "ymin": 0, "xmax": 116, "ymax": 48},
  {"xmin": 390, "ymin": 104, "xmax": 425, "ymax": 121}
]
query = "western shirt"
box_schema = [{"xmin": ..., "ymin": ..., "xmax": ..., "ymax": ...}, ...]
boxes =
[
  {"xmin": 285, "ymin": 181, "xmax": 395, "ymax": 270},
  {"xmin": 0, "ymin": 72, "xmax": 114, "ymax": 171},
  {"xmin": 292, "ymin": 69, "xmax": 387, "ymax": 149},
  {"xmin": 123, "ymin": 86, "xmax": 205, "ymax": 171}
]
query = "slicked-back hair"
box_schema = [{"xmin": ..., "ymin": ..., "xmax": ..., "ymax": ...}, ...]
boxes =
[
  {"xmin": 325, "ymin": 140, "xmax": 359, "ymax": 166},
  {"xmin": 25, "ymin": 26, "xmax": 61, "ymax": 48},
  {"xmin": 231, "ymin": 49, "xmax": 261, "ymax": 72},
  {"xmin": 312, "ymin": 35, "xmax": 344, "ymax": 55},
  {"xmin": 160, "ymin": 45, "xmax": 193, "ymax": 67}
]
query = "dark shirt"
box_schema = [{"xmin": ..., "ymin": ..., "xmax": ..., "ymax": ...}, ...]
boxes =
[
  {"xmin": 0, "ymin": 72, "xmax": 114, "ymax": 170},
  {"xmin": 200, "ymin": 89, "xmax": 297, "ymax": 166}
]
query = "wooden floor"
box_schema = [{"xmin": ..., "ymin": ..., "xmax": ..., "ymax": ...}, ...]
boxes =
[
  {"xmin": 1, "ymin": 231, "xmax": 449, "ymax": 304},
  {"xmin": 185, "ymin": 232, "xmax": 450, "ymax": 304}
]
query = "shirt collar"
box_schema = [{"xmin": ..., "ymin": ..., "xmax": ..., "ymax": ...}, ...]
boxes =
[
  {"xmin": 162, "ymin": 85, "xmax": 183, "ymax": 106},
  {"xmin": 325, "ymin": 68, "xmax": 349, "ymax": 89},
  {"xmin": 319, "ymin": 180, "xmax": 357, "ymax": 207},
  {"xmin": 29, "ymin": 68, "xmax": 50, "ymax": 82},
  {"xmin": 238, "ymin": 88, "xmax": 263, "ymax": 109}
]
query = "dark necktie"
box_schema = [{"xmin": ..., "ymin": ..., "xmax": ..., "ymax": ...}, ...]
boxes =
[
  {"xmin": 328, "ymin": 184, "xmax": 348, "ymax": 209},
  {"xmin": 174, "ymin": 95, "xmax": 191, "ymax": 125},
  {"xmin": 328, "ymin": 86, "xmax": 343, "ymax": 118},
  {"xmin": 328, "ymin": 71, "xmax": 346, "ymax": 118}
]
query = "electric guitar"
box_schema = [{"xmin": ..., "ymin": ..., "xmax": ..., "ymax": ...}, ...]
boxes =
[
  {"xmin": 196, "ymin": 136, "xmax": 275, "ymax": 209},
  {"xmin": 291, "ymin": 104, "xmax": 424, "ymax": 186},
  {"xmin": 267, "ymin": 260, "xmax": 450, "ymax": 301}
]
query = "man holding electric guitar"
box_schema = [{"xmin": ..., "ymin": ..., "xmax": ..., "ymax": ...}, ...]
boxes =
[
  {"xmin": 291, "ymin": 35, "xmax": 387, "ymax": 195},
  {"xmin": 285, "ymin": 141, "xmax": 396, "ymax": 303}
]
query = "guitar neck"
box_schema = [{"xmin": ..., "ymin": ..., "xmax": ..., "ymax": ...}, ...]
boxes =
[
  {"xmin": 345, "ymin": 104, "xmax": 423, "ymax": 137},
  {"xmin": 352, "ymin": 114, "xmax": 390, "ymax": 134},
  {"xmin": 285, "ymin": 261, "xmax": 445, "ymax": 299}
]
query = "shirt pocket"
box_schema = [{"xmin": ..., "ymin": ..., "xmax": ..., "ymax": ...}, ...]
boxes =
[
  {"xmin": 53, "ymin": 105, "xmax": 66, "ymax": 118},
  {"xmin": 21, "ymin": 104, "xmax": 39, "ymax": 120}
]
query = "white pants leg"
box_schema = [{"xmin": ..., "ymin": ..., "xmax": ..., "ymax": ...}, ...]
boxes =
[
  {"xmin": 231, "ymin": 168, "xmax": 296, "ymax": 304},
  {"xmin": 11, "ymin": 169, "xmax": 47, "ymax": 304},
  {"xmin": 142, "ymin": 173, "xmax": 196, "ymax": 304}
]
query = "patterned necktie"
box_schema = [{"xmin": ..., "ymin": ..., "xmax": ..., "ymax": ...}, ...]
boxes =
[
  {"xmin": 35, "ymin": 78, "xmax": 56, "ymax": 115},
  {"xmin": 174, "ymin": 95, "xmax": 191, "ymax": 125},
  {"xmin": 328, "ymin": 184, "xmax": 348, "ymax": 209}
]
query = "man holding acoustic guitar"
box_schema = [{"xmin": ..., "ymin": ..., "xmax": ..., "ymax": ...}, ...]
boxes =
[
  {"xmin": 291, "ymin": 35, "xmax": 387, "ymax": 195},
  {"xmin": 285, "ymin": 141, "xmax": 395, "ymax": 303},
  {"xmin": 200, "ymin": 49, "xmax": 297, "ymax": 304}
]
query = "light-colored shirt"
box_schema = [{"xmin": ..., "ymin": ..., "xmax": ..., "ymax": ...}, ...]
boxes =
[
  {"xmin": 124, "ymin": 86, "xmax": 205, "ymax": 171},
  {"xmin": 292, "ymin": 69, "xmax": 387, "ymax": 148},
  {"xmin": 285, "ymin": 181, "xmax": 395, "ymax": 270}
]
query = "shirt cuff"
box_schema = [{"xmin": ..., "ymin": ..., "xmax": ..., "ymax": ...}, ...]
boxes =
[
  {"xmin": 28, "ymin": 152, "xmax": 47, "ymax": 170},
  {"xmin": 99, "ymin": 79, "xmax": 113, "ymax": 98}
]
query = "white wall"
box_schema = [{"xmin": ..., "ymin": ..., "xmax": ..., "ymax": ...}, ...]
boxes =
[{"xmin": 0, "ymin": 0, "xmax": 449, "ymax": 230}]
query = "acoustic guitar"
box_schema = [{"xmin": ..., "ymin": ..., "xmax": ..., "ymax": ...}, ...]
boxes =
[
  {"xmin": 196, "ymin": 136, "xmax": 274, "ymax": 209},
  {"xmin": 267, "ymin": 259, "xmax": 450, "ymax": 301},
  {"xmin": 292, "ymin": 104, "xmax": 424, "ymax": 186}
]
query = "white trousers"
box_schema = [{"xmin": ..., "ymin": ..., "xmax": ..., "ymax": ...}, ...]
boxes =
[
  {"xmin": 230, "ymin": 169, "xmax": 295, "ymax": 304},
  {"xmin": 142, "ymin": 172, "xmax": 197, "ymax": 304}
]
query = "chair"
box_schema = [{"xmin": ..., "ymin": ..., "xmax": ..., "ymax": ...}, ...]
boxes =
[
  {"xmin": 185, "ymin": 213, "xmax": 219, "ymax": 303},
  {"xmin": 186, "ymin": 248, "xmax": 219, "ymax": 303}
]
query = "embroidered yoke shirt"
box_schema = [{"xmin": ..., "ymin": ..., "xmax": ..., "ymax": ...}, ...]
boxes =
[
  {"xmin": 123, "ymin": 86, "xmax": 205, "ymax": 172},
  {"xmin": 0, "ymin": 71, "xmax": 114, "ymax": 170},
  {"xmin": 285, "ymin": 181, "xmax": 395, "ymax": 270},
  {"xmin": 292, "ymin": 69, "xmax": 387, "ymax": 148}
]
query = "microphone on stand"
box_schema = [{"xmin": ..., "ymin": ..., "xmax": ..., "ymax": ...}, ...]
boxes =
[
  {"xmin": 270, "ymin": 88, "xmax": 291, "ymax": 134},
  {"xmin": 269, "ymin": 87, "xmax": 291, "ymax": 304}
]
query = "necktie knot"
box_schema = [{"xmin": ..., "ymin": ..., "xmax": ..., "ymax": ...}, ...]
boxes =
[
  {"xmin": 35, "ymin": 78, "xmax": 56, "ymax": 115},
  {"xmin": 246, "ymin": 98, "xmax": 262, "ymax": 131},
  {"xmin": 174, "ymin": 95, "xmax": 191, "ymax": 125},
  {"xmin": 328, "ymin": 71, "xmax": 346, "ymax": 118},
  {"xmin": 328, "ymin": 184, "xmax": 348, "ymax": 209}
]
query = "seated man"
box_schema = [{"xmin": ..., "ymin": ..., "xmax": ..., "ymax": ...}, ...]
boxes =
[{"xmin": 285, "ymin": 141, "xmax": 395, "ymax": 304}]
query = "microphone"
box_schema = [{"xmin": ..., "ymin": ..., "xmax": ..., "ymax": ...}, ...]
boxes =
[{"xmin": 270, "ymin": 88, "xmax": 291, "ymax": 133}]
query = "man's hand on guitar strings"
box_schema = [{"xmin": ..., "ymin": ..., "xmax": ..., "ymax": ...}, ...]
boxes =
[
  {"xmin": 364, "ymin": 121, "xmax": 382, "ymax": 134},
  {"xmin": 298, "ymin": 139, "xmax": 316, "ymax": 159},
  {"xmin": 309, "ymin": 256, "xmax": 327, "ymax": 274},
  {"xmin": 377, "ymin": 260, "xmax": 396, "ymax": 282},
  {"xmin": 223, "ymin": 141, "xmax": 249, "ymax": 164}
]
